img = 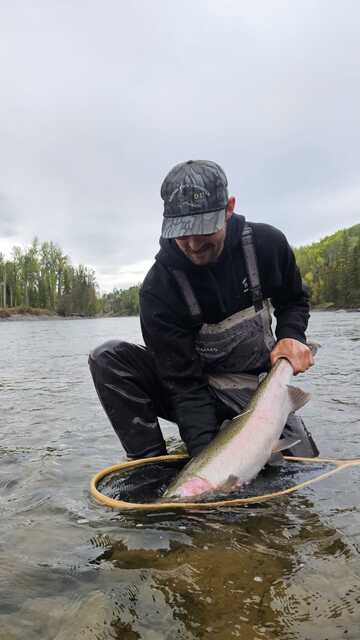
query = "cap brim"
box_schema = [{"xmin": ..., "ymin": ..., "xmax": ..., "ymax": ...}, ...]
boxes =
[{"xmin": 161, "ymin": 209, "xmax": 226, "ymax": 239}]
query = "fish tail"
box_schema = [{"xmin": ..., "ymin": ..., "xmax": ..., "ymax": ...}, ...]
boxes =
[{"xmin": 287, "ymin": 385, "xmax": 311, "ymax": 411}]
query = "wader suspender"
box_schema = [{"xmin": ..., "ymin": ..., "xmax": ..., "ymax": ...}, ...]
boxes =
[
  {"xmin": 241, "ymin": 224, "xmax": 264, "ymax": 312},
  {"xmin": 172, "ymin": 222, "xmax": 264, "ymax": 318},
  {"xmin": 171, "ymin": 269, "xmax": 203, "ymax": 323}
]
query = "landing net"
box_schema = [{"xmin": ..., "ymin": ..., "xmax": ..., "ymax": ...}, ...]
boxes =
[{"xmin": 90, "ymin": 454, "xmax": 360, "ymax": 512}]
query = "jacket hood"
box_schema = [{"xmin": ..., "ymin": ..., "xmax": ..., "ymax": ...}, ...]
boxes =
[{"xmin": 155, "ymin": 213, "xmax": 246, "ymax": 272}]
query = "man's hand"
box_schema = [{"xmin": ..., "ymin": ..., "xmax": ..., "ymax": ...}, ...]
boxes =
[{"xmin": 270, "ymin": 338, "xmax": 314, "ymax": 375}]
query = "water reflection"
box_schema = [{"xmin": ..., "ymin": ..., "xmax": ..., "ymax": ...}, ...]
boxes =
[
  {"xmin": 69, "ymin": 493, "xmax": 353, "ymax": 639},
  {"xmin": 1, "ymin": 313, "xmax": 360, "ymax": 639}
]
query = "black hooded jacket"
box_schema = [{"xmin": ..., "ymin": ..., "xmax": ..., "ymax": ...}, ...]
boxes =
[{"xmin": 140, "ymin": 214, "xmax": 310, "ymax": 455}]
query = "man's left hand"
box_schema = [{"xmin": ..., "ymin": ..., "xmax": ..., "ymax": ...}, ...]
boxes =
[{"xmin": 270, "ymin": 338, "xmax": 314, "ymax": 375}]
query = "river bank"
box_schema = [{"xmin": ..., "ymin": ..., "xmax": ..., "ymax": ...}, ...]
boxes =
[
  {"xmin": 1, "ymin": 306, "xmax": 359, "ymax": 322},
  {"xmin": 0, "ymin": 314, "xmax": 89, "ymax": 321},
  {"xmin": 0, "ymin": 307, "xmax": 91, "ymax": 321},
  {"xmin": 312, "ymin": 306, "xmax": 360, "ymax": 313},
  {"xmin": 0, "ymin": 307, "xmax": 137, "ymax": 321}
]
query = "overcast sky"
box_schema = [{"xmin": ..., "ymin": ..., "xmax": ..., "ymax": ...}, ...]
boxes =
[{"xmin": 0, "ymin": 1, "xmax": 359, "ymax": 291}]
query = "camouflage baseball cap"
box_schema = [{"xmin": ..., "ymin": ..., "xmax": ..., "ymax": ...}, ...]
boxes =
[{"xmin": 160, "ymin": 160, "xmax": 229, "ymax": 238}]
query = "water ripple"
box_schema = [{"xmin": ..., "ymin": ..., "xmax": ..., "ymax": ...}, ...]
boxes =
[{"xmin": 1, "ymin": 313, "xmax": 360, "ymax": 639}]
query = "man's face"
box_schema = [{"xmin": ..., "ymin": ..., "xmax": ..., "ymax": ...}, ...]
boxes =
[
  {"xmin": 174, "ymin": 198, "xmax": 235, "ymax": 266},
  {"xmin": 175, "ymin": 226, "xmax": 227, "ymax": 266}
]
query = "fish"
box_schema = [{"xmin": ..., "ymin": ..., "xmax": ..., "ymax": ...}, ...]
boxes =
[{"xmin": 162, "ymin": 358, "xmax": 311, "ymax": 500}]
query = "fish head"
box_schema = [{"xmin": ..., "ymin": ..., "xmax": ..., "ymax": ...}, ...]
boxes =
[{"xmin": 164, "ymin": 476, "xmax": 215, "ymax": 500}]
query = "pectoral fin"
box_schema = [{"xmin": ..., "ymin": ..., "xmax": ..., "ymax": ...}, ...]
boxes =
[
  {"xmin": 268, "ymin": 451, "xmax": 284, "ymax": 466},
  {"xmin": 219, "ymin": 474, "xmax": 239, "ymax": 491},
  {"xmin": 268, "ymin": 438, "xmax": 301, "ymax": 466}
]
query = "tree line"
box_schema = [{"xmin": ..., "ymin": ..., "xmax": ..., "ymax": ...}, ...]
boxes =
[
  {"xmin": 101, "ymin": 286, "xmax": 140, "ymax": 316},
  {"xmin": 0, "ymin": 238, "xmax": 98, "ymax": 316},
  {"xmin": 0, "ymin": 237, "xmax": 141, "ymax": 317},
  {"xmin": 1, "ymin": 225, "xmax": 359, "ymax": 316},
  {"xmin": 294, "ymin": 223, "xmax": 360, "ymax": 308}
]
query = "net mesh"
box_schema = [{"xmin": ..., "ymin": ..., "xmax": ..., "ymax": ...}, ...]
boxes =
[{"xmin": 96, "ymin": 458, "xmax": 334, "ymax": 504}]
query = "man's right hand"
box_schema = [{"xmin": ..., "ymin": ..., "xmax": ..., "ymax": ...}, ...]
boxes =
[{"xmin": 270, "ymin": 338, "xmax": 314, "ymax": 375}]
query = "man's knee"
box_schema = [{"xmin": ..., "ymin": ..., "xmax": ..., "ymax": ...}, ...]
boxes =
[{"xmin": 88, "ymin": 340, "xmax": 131, "ymax": 374}]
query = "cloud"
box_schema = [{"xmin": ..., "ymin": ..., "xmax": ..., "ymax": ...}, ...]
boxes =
[
  {"xmin": 97, "ymin": 259, "xmax": 154, "ymax": 292},
  {"xmin": 0, "ymin": 1, "xmax": 359, "ymax": 290},
  {"xmin": 0, "ymin": 194, "xmax": 20, "ymax": 239}
]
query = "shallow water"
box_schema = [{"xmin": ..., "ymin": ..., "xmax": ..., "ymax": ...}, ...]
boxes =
[{"xmin": 1, "ymin": 311, "xmax": 360, "ymax": 639}]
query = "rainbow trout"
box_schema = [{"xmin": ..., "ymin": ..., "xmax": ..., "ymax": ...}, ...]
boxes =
[{"xmin": 163, "ymin": 358, "xmax": 311, "ymax": 500}]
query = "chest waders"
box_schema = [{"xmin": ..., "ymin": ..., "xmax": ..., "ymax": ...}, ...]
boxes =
[
  {"xmin": 89, "ymin": 225, "xmax": 318, "ymax": 460},
  {"xmin": 90, "ymin": 227, "xmax": 323, "ymax": 510},
  {"xmin": 172, "ymin": 224, "xmax": 318, "ymax": 458}
]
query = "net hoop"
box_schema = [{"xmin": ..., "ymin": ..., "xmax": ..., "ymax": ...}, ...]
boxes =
[{"xmin": 90, "ymin": 454, "xmax": 360, "ymax": 512}]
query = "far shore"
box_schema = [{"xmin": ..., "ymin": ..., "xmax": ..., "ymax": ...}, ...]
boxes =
[
  {"xmin": 0, "ymin": 313, "xmax": 90, "ymax": 322},
  {"xmin": 1, "ymin": 307, "xmax": 359, "ymax": 322},
  {"xmin": 0, "ymin": 308, "xmax": 139, "ymax": 321}
]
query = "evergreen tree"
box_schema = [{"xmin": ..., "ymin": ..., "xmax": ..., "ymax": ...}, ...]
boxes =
[{"xmin": 295, "ymin": 224, "xmax": 360, "ymax": 308}]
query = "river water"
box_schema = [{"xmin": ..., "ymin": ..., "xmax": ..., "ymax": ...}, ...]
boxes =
[{"xmin": 1, "ymin": 311, "xmax": 360, "ymax": 639}]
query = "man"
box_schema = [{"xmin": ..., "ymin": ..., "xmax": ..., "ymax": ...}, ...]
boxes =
[{"xmin": 89, "ymin": 160, "xmax": 318, "ymax": 460}]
